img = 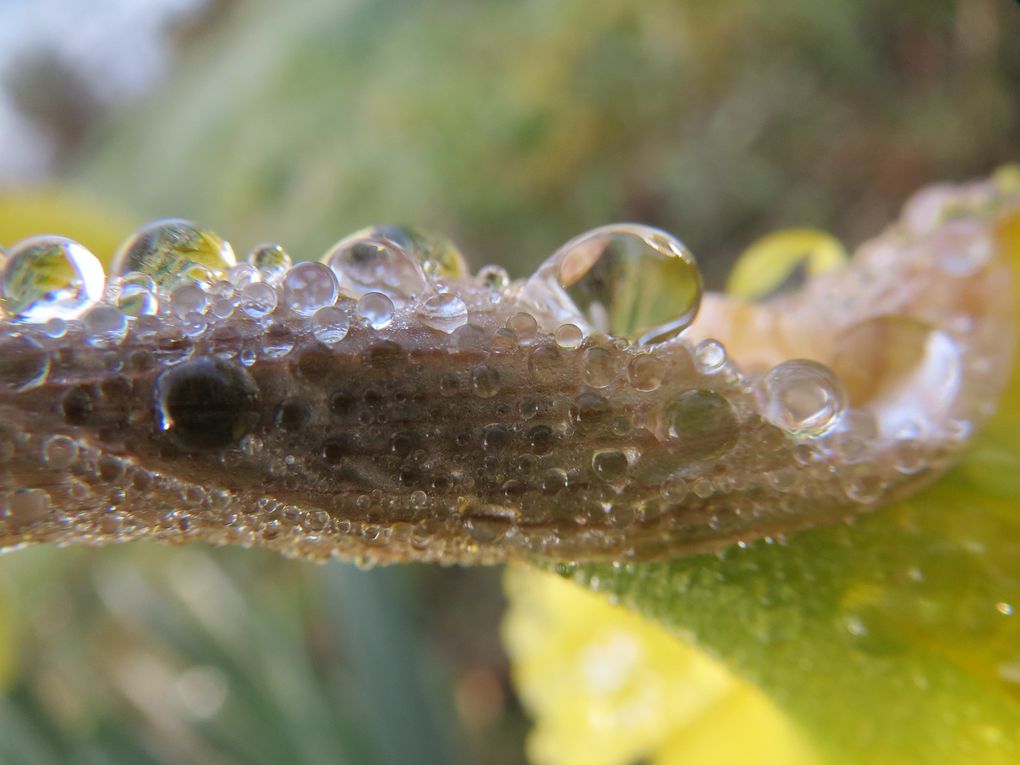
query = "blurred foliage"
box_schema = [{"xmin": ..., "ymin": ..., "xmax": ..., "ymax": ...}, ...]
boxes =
[
  {"xmin": 501, "ymin": 207, "xmax": 1020, "ymax": 764},
  {"xmin": 73, "ymin": 0, "xmax": 1020, "ymax": 283}
]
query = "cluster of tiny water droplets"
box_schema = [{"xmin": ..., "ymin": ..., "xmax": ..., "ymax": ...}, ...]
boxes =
[{"xmin": 0, "ymin": 184, "xmax": 1014, "ymax": 564}]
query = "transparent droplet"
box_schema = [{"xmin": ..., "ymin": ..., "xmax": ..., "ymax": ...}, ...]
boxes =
[
  {"xmin": 2, "ymin": 488, "xmax": 51, "ymax": 526},
  {"xmin": 831, "ymin": 316, "xmax": 961, "ymax": 438},
  {"xmin": 42, "ymin": 435, "xmax": 78, "ymax": 470},
  {"xmin": 628, "ymin": 353, "xmax": 665, "ymax": 391},
  {"xmin": 528, "ymin": 345, "xmax": 562, "ymax": 385},
  {"xmin": 583, "ymin": 346, "xmax": 617, "ymax": 387},
  {"xmin": 115, "ymin": 273, "xmax": 158, "ymax": 316},
  {"xmin": 555, "ymin": 323, "xmax": 583, "ymax": 349},
  {"xmin": 0, "ymin": 236, "xmax": 105, "ymax": 320},
  {"xmin": 478, "ymin": 265, "xmax": 509, "ymax": 291},
  {"xmin": 240, "ymin": 281, "xmax": 278, "ymax": 318},
  {"xmin": 42, "ymin": 317, "xmax": 67, "ymax": 338},
  {"xmin": 311, "ymin": 305, "xmax": 350, "ymax": 345},
  {"xmin": 527, "ymin": 223, "xmax": 702, "ymax": 345},
  {"xmin": 228, "ymin": 263, "xmax": 260, "ymax": 289},
  {"xmin": 664, "ymin": 389, "xmax": 738, "ymax": 459},
  {"xmin": 247, "ymin": 243, "xmax": 292, "ymax": 282},
  {"xmin": 282, "ymin": 262, "xmax": 339, "ymax": 316},
  {"xmin": 344, "ymin": 225, "xmax": 468, "ymax": 281},
  {"xmin": 82, "ymin": 305, "xmax": 129, "ymax": 348},
  {"xmin": 592, "ymin": 449, "xmax": 630, "ymax": 483},
  {"xmin": 759, "ymin": 359, "xmax": 845, "ymax": 437},
  {"xmin": 0, "ymin": 335, "xmax": 50, "ymax": 391},
  {"xmin": 507, "ymin": 312, "xmax": 539, "ymax": 343},
  {"xmin": 112, "ymin": 219, "xmax": 236, "ymax": 289},
  {"xmin": 324, "ymin": 236, "xmax": 428, "ymax": 297},
  {"xmin": 419, "ymin": 293, "xmax": 468, "ymax": 333},
  {"xmin": 471, "ymin": 365, "xmax": 500, "ymax": 398},
  {"xmin": 358, "ymin": 292, "xmax": 394, "ymax": 330},
  {"xmin": 694, "ymin": 339, "xmax": 727, "ymax": 374},
  {"xmin": 170, "ymin": 283, "xmax": 208, "ymax": 319}
]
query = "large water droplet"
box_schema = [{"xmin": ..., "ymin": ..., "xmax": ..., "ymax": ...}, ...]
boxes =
[
  {"xmin": 831, "ymin": 315, "xmax": 961, "ymax": 438},
  {"xmin": 358, "ymin": 292, "xmax": 395, "ymax": 329},
  {"xmin": 664, "ymin": 389, "xmax": 738, "ymax": 459},
  {"xmin": 311, "ymin": 305, "xmax": 350, "ymax": 345},
  {"xmin": 526, "ymin": 224, "xmax": 702, "ymax": 345},
  {"xmin": 344, "ymin": 225, "xmax": 468, "ymax": 282},
  {"xmin": 112, "ymin": 219, "xmax": 236, "ymax": 289},
  {"xmin": 1, "ymin": 236, "xmax": 105, "ymax": 320},
  {"xmin": 760, "ymin": 359, "xmax": 845, "ymax": 437},
  {"xmin": 282, "ymin": 262, "xmax": 339, "ymax": 316},
  {"xmin": 324, "ymin": 236, "xmax": 429, "ymax": 298},
  {"xmin": 419, "ymin": 293, "xmax": 468, "ymax": 333}
]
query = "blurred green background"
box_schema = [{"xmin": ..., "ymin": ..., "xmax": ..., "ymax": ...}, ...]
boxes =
[{"xmin": 0, "ymin": 0, "xmax": 1018, "ymax": 762}]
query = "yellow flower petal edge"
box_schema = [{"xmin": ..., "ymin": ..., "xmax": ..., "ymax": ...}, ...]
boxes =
[
  {"xmin": 503, "ymin": 565, "xmax": 819, "ymax": 765},
  {"xmin": 507, "ymin": 195, "xmax": 1020, "ymax": 765},
  {"xmin": 724, "ymin": 228, "xmax": 847, "ymax": 300}
]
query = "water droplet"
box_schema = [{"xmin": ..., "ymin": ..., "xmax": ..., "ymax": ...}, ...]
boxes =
[
  {"xmin": 82, "ymin": 305, "xmax": 129, "ymax": 348},
  {"xmin": 344, "ymin": 225, "xmax": 468, "ymax": 281},
  {"xmin": 995, "ymin": 602, "xmax": 1014, "ymax": 616},
  {"xmin": 311, "ymin": 305, "xmax": 350, "ymax": 345},
  {"xmin": 692, "ymin": 477, "xmax": 714, "ymax": 499},
  {"xmin": 42, "ymin": 435, "xmax": 78, "ymax": 470},
  {"xmin": 170, "ymin": 283, "xmax": 208, "ymax": 318},
  {"xmin": 664, "ymin": 389, "xmax": 738, "ymax": 459},
  {"xmin": 227, "ymin": 263, "xmax": 260, "ymax": 289},
  {"xmin": 527, "ymin": 424, "xmax": 554, "ymax": 454},
  {"xmin": 527, "ymin": 223, "xmax": 702, "ymax": 345},
  {"xmin": 555, "ymin": 324, "xmax": 583, "ymax": 349},
  {"xmin": 282, "ymin": 262, "xmax": 339, "ymax": 316},
  {"xmin": 115, "ymin": 273, "xmax": 158, "ymax": 316},
  {"xmin": 324, "ymin": 236, "xmax": 428, "ymax": 297},
  {"xmin": 582, "ymin": 346, "xmax": 617, "ymax": 387},
  {"xmin": 2, "ymin": 488, "xmax": 51, "ymax": 526},
  {"xmin": 694, "ymin": 339, "xmax": 727, "ymax": 374},
  {"xmin": 592, "ymin": 449, "xmax": 630, "ymax": 482},
  {"xmin": 628, "ymin": 353, "xmax": 664, "ymax": 391},
  {"xmin": 1, "ymin": 236, "xmax": 105, "ymax": 320},
  {"xmin": 471, "ymin": 365, "xmax": 500, "ymax": 398},
  {"xmin": 358, "ymin": 292, "xmax": 395, "ymax": 329},
  {"xmin": 528, "ymin": 345, "xmax": 562, "ymax": 385},
  {"xmin": 112, "ymin": 219, "xmax": 236, "ymax": 289},
  {"xmin": 831, "ymin": 316, "xmax": 961, "ymax": 438},
  {"xmin": 247, "ymin": 243, "xmax": 292, "ymax": 282},
  {"xmin": 482, "ymin": 425, "xmax": 511, "ymax": 452},
  {"xmin": 240, "ymin": 281, "xmax": 278, "ymax": 318},
  {"xmin": 42, "ymin": 317, "xmax": 67, "ymax": 338},
  {"xmin": 478, "ymin": 265, "xmax": 509, "ymax": 291},
  {"xmin": 419, "ymin": 293, "xmax": 468, "ymax": 333},
  {"xmin": 760, "ymin": 359, "xmax": 845, "ymax": 437},
  {"xmin": 0, "ymin": 336, "xmax": 50, "ymax": 391},
  {"xmin": 507, "ymin": 312, "xmax": 539, "ymax": 343}
]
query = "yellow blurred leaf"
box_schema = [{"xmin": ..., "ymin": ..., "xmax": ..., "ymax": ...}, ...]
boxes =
[{"xmin": 726, "ymin": 228, "xmax": 847, "ymax": 300}]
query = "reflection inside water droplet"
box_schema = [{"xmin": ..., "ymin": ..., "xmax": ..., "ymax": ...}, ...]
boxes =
[
  {"xmin": 112, "ymin": 219, "xmax": 236, "ymax": 289},
  {"xmin": 526, "ymin": 223, "xmax": 702, "ymax": 345},
  {"xmin": 1, "ymin": 236, "xmax": 105, "ymax": 320}
]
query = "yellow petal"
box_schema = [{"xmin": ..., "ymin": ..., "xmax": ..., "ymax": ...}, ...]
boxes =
[{"xmin": 725, "ymin": 228, "xmax": 847, "ymax": 300}]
